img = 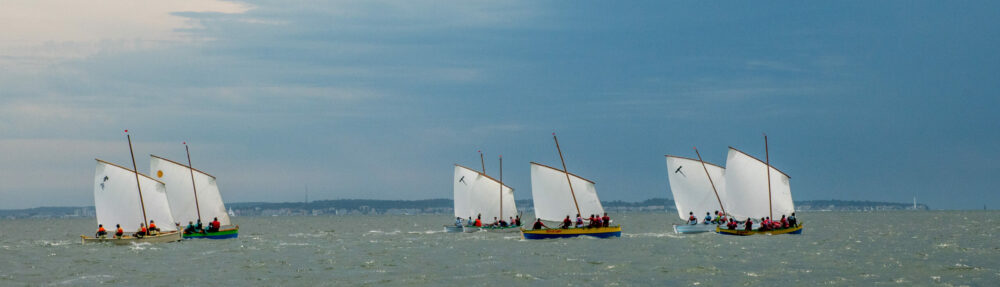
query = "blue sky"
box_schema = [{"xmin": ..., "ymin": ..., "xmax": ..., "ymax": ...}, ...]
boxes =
[{"xmin": 1, "ymin": 1, "xmax": 997, "ymax": 209}]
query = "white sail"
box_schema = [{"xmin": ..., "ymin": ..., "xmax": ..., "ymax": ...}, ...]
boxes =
[
  {"xmin": 723, "ymin": 147, "xmax": 793, "ymax": 221},
  {"xmin": 94, "ymin": 160, "xmax": 177, "ymax": 232},
  {"xmin": 665, "ymin": 155, "xmax": 727, "ymax": 221},
  {"xmin": 529, "ymin": 162, "xmax": 604, "ymax": 222},
  {"xmin": 453, "ymin": 165, "xmax": 516, "ymax": 221},
  {"xmin": 453, "ymin": 165, "xmax": 477, "ymax": 218},
  {"xmin": 150, "ymin": 155, "xmax": 232, "ymax": 226}
]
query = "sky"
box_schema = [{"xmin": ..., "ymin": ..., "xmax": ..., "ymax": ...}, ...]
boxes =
[{"xmin": 1, "ymin": 1, "xmax": 997, "ymax": 210}]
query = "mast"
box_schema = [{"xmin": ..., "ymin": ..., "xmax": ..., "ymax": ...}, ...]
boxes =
[
  {"xmin": 694, "ymin": 147, "xmax": 726, "ymax": 217},
  {"xmin": 499, "ymin": 155, "xmax": 503, "ymax": 220},
  {"xmin": 126, "ymin": 131, "xmax": 149, "ymax": 226},
  {"xmin": 553, "ymin": 133, "xmax": 581, "ymax": 216},
  {"xmin": 479, "ymin": 150, "xmax": 486, "ymax": 174},
  {"xmin": 184, "ymin": 142, "xmax": 203, "ymax": 221},
  {"xmin": 764, "ymin": 134, "xmax": 773, "ymax": 220}
]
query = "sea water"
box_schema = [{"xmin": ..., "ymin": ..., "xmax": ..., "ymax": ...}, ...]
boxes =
[{"xmin": 0, "ymin": 211, "xmax": 996, "ymax": 286}]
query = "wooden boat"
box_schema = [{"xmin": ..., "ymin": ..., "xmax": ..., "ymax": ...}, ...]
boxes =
[
  {"xmin": 716, "ymin": 224, "xmax": 803, "ymax": 236},
  {"xmin": 451, "ymin": 151, "xmax": 518, "ymax": 233},
  {"xmin": 469, "ymin": 225, "xmax": 522, "ymax": 233},
  {"xmin": 523, "ymin": 134, "xmax": 620, "ymax": 240},
  {"xmin": 81, "ymin": 231, "xmax": 182, "ymax": 245},
  {"xmin": 183, "ymin": 226, "xmax": 240, "ymax": 239},
  {"xmin": 673, "ymin": 224, "xmax": 718, "ymax": 234},
  {"xmin": 82, "ymin": 132, "xmax": 181, "ymax": 245},
  {"xmin": 665, "ymin": 151, "xmax": 729, "ymax": 234},
  {"xmin": 715, "ymin": 135, "xmax": 803, "ymax": 236},
  {"xmin": 443, "ymin": 225, "xmax": 464, "ymax": 233},
  {"xmin": 522, "ymin": 226, "xmax": 622, "ymax": 239},
  {"xmin": 150, "ymin": 143, "xmax": 238, "ymax": 240}
]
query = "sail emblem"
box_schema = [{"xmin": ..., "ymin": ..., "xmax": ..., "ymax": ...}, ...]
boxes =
[
  {"xmin": 99, "ymin": 175, "xmax": 109, "ymax": 190},
  {"xmin": 458, "ymin": 176, "xmax": 467, "ymax": 185},
  {"xmin": 674, "ymin": 166, "xmax": 686, "ymax": 177},
  {"xmin": 157, "ymin": 170, "xmax": 163, "ymax": 178}
]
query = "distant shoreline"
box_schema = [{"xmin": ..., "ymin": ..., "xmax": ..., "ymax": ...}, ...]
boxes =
[{"xmin": 0, "ymin": 198, "xmax": 934, "ymax": 219}]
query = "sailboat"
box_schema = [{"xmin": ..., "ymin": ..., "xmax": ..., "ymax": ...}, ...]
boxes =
[
  {"xmin": 448, "ymin": 153, "xmax": 518, "ymax": 233},
  {"xmin": 150, "ymin": 144, "xmax": 238, "ymax": 239},
  {"xmin": 81, "ymin": 132, "xmax": 182, "ymax": 245},
  {"xmin": 666, "ymin": 149, "xmax": 728, "ymax": 234},
  {"xmin": 522, "ymin": 134, "xmax": 621, "ymax": 239},
  {"xmin": 716, "ymin": 135, "xmax": 803, "ymax": 236}
]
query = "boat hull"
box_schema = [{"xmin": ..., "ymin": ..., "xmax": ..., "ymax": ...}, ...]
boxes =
[
  {"xmin": 521, "ymin": 226, "xmax": 622, "ymax": 239},
  {"xmin": 444, "ymin": 225, "xmax": 464, "ymax": 233},
  {"xmin": 673, "ymin": 224, "xmax": 718, "ymax": 234},
  {"xmin": 478, "ymin": 225, "xmax": 522, "ymax": 233},
  {"xmin": 183, "ymin": 226, "xmax": 239, "ymax": 239},
  {"xmin": 716, "ymin": 224, "xmax": 803, "ymax": 236},
  {"xmin": 81, "ymin": 231, "xmax": 182, "ymax": 245}
]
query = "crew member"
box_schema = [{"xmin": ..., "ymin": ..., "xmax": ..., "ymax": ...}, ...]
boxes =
[
  {"xmin": 704, "ymin": 212, "xmax": 712, "ymax": 225},
  {"xmin": 95, "ymin": 224, "xmax": 107, "ymax": 238},
  {"xmin": 115, "ymin": 224, "xmax": 124, "ymax": 238},
  {"xmin": 575, "ymin": 214, "xmax": 584, "ymax": 228},
  {"xmin": 744, "ymin": 218, "xmax": 754, "ymax": 231},
  {"xmin": 135, "ymin": 223, "xmax": 147, "ymax": 238},
  {"xmin": 533, "ymin": 218, "xmax": 548, "ymax": 230},
  {"xmin": 602, "ymin": 213, "xmax": 611, "ymax": 227},
  {"xmin": 210, "ymin": 217, "xmax": 221, "ymax": 232},
  {"xmin": 148, "ymin": 220, "xmax": 159, "ymax": 235},
  {"xmin": 184, "ymin": 221, "xmax": 197, "ymax": 234},
  {"xmin": 561, "ymin": 215, "xmax": 572, "ymax": 229},
  {"xmin": 788, "ymin": 213, "xmax": 797, "ymax": 227},
  {"xmin": 780, "ymin": 215, "xmax": 789, "ymax": 229},
  {"xmin": 688, "ymin": 212, "xmax": 697, "ymax": 225},
  {"xmin": 474, "ymin": 215, "xmax": 482, "ymax": 227}
]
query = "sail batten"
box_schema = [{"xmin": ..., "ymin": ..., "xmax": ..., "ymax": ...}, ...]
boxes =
[
  {"xmin": 453, "ymin": 165, "xmax": 516, "ymax": 221},
  {"xmin": 722, "ymin": 147, "xmax": 793, "ymax": 220},
  {"xmin": 150, "ymin": 155, "xmax": 231, "ymax": 226},
  {"xmin": 93, "ymin": 159, "xmax": 177, "ymax": 232},
  {"xmin": 530, "ymin": 162, "xmax": 603, "ymax": 222},
  {"xmin": 665, "ymin": 155, "xmax": 727, "ymax": 221}
]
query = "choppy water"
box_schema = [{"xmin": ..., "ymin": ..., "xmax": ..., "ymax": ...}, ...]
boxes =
[{"xmin": 0, "ymin": 211, "xmax": 997, "ymax": 286}]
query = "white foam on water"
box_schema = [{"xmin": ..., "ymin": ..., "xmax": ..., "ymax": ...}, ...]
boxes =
[
  {"xmin": 51, "ymin": 274, "xmax": 113, "ymax": 285},
  {"xmin": 127, "ymin": 242, "xmax": 153, "ymax": 251}
]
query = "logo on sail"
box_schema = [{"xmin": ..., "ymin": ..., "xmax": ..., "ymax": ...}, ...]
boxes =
[
  {"xmin": 157, "ymin": 170, "xmax": 163, "ymax": 178},
  {"xmin": 674, "ymin": 166, "xmax": 686, "ymax": 177},
  {"xmin": 99, "ymin": 175, "xmax": 109, "ymax": 190},
  {"xmin": 458, "ymin": 176, "xmax": 467, "ymax": 185}
]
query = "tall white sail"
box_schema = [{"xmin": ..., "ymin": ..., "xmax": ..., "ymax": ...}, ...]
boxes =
[
  {"xmin": 530, "ymin": 162, "xmax": 604, "ymax": 222},
  {"xmin": 150, "ymin": 155, "xmax": 231, "ymax": 226},
  {"xmin": 665, "ymin": 155, "xmax": 727, "ymax": 221},
  {"xmin": 94, "ymin": 159, "xmax": 177, "ymax": 232},
  {"xmin": 453, "ymin": 165, "xmax": 516, "ymax": 221},
  {"xmin": 723, "ymin": 147, "xmax": 793, "ymax": 220},
  {"xmin": 453, "ymin": 165, "xmax": 477, "ymax": 219}
]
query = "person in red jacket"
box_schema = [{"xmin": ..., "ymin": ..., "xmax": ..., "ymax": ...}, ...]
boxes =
[
  {"xmin": 474, "ymin": 215, "xmax": 482, "ymax": 227},
  {"xmin": 209, "ymin": 217, "xmax": 221, "ymax": 232},
  {"xmin": 532, "ymin": 218, "xmax": 548, "ymax": 230},
  {"xmin": 95, "ymin": 224, "xmax": 107, "ymax": 238},
  {"xmin": 780, "ymin": 215, "xmax": 789, "ymax": 229},
  {"xmin": 602, "ymin": 213, "xmax": 611, "ymax": 227},
  {"xmin": 135, "ymin": 223, "xmax": 148, "ymax": 238},
  {"xmin": 561, "ymin": 215, "xmax": 572, "ymax": 229}
]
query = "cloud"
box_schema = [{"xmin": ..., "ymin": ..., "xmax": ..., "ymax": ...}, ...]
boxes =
[{"xmin": 0, "ymin": 0, "xmax": 250, "ymax": 71}]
